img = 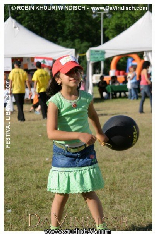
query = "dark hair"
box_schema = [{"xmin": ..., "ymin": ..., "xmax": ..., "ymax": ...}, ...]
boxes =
[
  {"xmin": 46, "ymin": 72, "xmax": 62, "ymax": 97},
  {"xmin": 100, "ymin": 75, "xmax": 104, "ymax": 81},
  {"xmin": 46, "ymin": 72, "xmax": 81, "ymax": 98},
  {"xmin": 36, "ymin": 61, "xmax": 41, "ymax": 68},
  {"xmin": 131, "ymin": 65, "xmax": 136, "ymax": 71},
  {"xmin": 14, "ymin": 60, "xmax": 21, "ymax": 67},
  {"xmin": 111, "ymin": 76, "xmax": 117, "ymax": 84},
  {"xmin": 142, "ymin": 61, "xmax": 150, "ymax": 69}
]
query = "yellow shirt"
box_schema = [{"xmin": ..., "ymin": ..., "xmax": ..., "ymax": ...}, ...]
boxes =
[
  {"xmin": 32, "ymin": 69, "xmax": 50, "ymax": 93},
  {"xmin": 9, "ymin": 68, "xmax": 28, "ymax": 93}
]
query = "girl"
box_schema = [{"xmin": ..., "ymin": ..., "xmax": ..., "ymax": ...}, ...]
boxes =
[
  {"xmin": 139, "ymin": 61, "xmax": 152, "ymax": 113},
  {"xmin": 46, "ymin": 55, "xmax": 109, "ymax": 230}
]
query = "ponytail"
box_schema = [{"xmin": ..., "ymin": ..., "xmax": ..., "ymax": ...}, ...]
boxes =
[{"xmin": 46, "ymin": 72, "xmax": 61, "ymax": 98}]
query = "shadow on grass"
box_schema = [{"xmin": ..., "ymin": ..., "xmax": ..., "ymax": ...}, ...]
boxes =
[
  {"xmin": 93, "ymin": 97, "xmax": 128, "ymax": 103},
  {"xmin": 98, "ymin": 113, "xmax": 116, "ymax": 117},
  {"xmin": 25, "ymin": 119, "xmax": 43, "ymax": 121},
  {"xmin": 93, "ymin": 98, "xmax": 106, "ymax": 103},
  {"xmin": 97, "ymin": 112, "xmax": 128, "ymax": 117},
  {"xmin": 125, "ymin": 223, "xmax": 152, "ymax": 231}
]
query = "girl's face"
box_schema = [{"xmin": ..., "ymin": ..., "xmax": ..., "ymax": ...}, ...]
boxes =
[{"xmin": 57, "ymin": 67, "xmax": 82, "ymax": 88}]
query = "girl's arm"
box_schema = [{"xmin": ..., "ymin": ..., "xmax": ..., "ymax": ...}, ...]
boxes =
[
  {"xmin": 88, "ymin": 101, "xmax": 109, "ymax": 144},
  {"xmin": 47, "ymin": 102, "xmax": 96, "ymax": 145}
]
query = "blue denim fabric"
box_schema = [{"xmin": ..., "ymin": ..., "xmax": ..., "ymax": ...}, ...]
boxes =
[
  {"xmin": 131, "ymin": 88, "xmax": 138, "ymax": 100},
  {"xmin": 139, "ymin": 85, "xmax": 152, "ymax": 112},
  {"xmin": 52, "ymin": 144, "xmax": 98, "ymax": 167},
  {"xmin": 128, "ymin": 89, "xmax": 132, "ymax": 99},
  {"xmin": 131, "ymin": 81, "xmax": 138, "ymax": 89}
]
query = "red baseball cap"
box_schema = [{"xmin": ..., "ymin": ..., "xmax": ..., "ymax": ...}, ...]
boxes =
[{"xmin": 52, "ymin": 55, "xmax": 83, "ymax": 76}]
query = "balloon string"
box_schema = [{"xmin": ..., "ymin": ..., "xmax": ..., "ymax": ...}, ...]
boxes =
[{"xmin": 97, "ymin": 138, "xmax": 112, "ymax": 148}]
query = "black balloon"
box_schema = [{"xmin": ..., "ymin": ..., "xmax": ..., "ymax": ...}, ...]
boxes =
[{"xmin": 103, "ymin": 115, "xmax": 139, "ymax": 151}]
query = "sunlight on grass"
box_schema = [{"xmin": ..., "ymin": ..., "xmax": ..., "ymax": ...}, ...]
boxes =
[{"xmin": 4, "ymin": 91, "xmax": 152, "ymax": 231}]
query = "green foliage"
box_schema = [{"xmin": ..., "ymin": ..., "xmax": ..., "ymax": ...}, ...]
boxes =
[{"xmin": 104, "ymin": 4, "xmax": 152, "ymax": 39}]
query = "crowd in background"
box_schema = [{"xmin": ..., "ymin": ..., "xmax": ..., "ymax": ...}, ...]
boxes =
[
  {"xmin": 97, "ymin": 61, "xmax": 152, "ymax": 113},
  {"xmin": 4, "ymin": 60, "xmax": 152, "ymax": 121},
  {"xmin": 4, "ymin": 60, "xmax": 50, "ymax": 121}
]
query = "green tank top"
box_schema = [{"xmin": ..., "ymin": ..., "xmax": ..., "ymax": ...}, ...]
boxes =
[{"xmin": 47, "ymin": 90, "xmax": 93, "ymax": 144}]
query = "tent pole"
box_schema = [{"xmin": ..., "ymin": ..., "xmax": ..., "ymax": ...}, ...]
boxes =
[
  {"xmin": 88, "ymin": 62, "xmax": 93, "ymax": 94},
  {"xmin": 101, "ymin": 12, "xmax": 104, "ymax": 74}
]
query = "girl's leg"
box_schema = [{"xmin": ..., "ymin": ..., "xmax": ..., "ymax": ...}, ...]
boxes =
[
  {"xmin": 82, "ymin": 191, "xmax": 104, "ymax": 225},
  {"xmin": 51, "ymin": 193, "xmax": 69, "ymax": 227}
]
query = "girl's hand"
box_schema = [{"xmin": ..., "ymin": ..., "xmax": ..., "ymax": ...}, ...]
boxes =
[
  {"xmin": 78, "ymin": 133, "xmax": 96, "ymax": 145},
  {"xmin": 96, "ymin": 133, "xmax": 109, "ymax": 145}
]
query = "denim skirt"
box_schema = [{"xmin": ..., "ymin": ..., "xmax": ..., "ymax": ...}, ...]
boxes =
[
  {"xmin": 47, "ymin": 144, "xmax": 104, "ymax": 194},
  {"xmin": 52, "ymin": 144, "xmax": 98, "ymax": 167}
]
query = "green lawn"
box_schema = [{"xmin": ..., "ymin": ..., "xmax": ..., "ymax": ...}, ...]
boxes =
[{"xmin": 4, "ymin": 90, "xmax": 152, "ymax": 231}]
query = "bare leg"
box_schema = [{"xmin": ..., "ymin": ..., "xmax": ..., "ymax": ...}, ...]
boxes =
[
  {"xmin": 51, "ymin": 193, "xmax": 69, "ymax": 227},
  {"xmin": 36, "ymin": 105, "xmax": 41, "ymax": 112},
  {"xmin": 82, "ymin": 191, "xmax": 103, "ymax": 225}
]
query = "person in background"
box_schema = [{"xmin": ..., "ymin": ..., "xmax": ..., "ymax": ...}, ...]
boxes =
[
  {"xmin": 119, "ymin": 76, "xmax": 127, "ymax": 98},
  {"xmin": 111, "ymin": 76, "xmax": 120, "ymax": 85},
  {"xmin": 149, "ymin": 70, "xmax": 152, "ymax": 93},
  {"xmin": 29, "ymin": 92, "xmax": 41, "ymax": 114},
  {"xmin": 139, "ymin": 61, "xmax": 152, "ymax": 113},
  {"xmin": 32, "ymin": 61, "xmax": 51, "ymax": 119},
  {"xmin": 29, "ymin": 102, "xmax": 41, "ymax": 114},
  {"xmin": 98, "ymin": 75, "xmax": 107, "ymax": 99},
  {"xmin": 127, "ymin": 66, "xmax": 133, "ymax": 99},
  {"xmin": 9, "ymin": 61, "xmax": 31, "ymax": 121},
  {"xmin": 110, "ymin": 76, "xmax": 120, "ymax": 98},
  {"xmin": 130, "ymin": 66, "xmax": 138, "ymax": 100}
]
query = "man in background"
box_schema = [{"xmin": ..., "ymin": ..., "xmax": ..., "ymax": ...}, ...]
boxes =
[
  {"xmin": 32, "ymin": 61, "xmax": 51, "ymax": 119},
  {"xmin": 9, "ymin": 61, "xmax": 32, "ymax": 122}
]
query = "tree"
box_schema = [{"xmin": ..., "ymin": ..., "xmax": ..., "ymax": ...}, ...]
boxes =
[{"xmin": 103, "ymin": 4, "xmax": 152, "ymax": 40}]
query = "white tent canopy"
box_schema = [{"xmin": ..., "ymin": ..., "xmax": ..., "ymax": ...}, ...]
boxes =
[
  {"xmin": 87, "ymin": 11, "xmax": 152, "ymax": 60},
  {"xmin": 86, "ymin": 11, "xmax": 152, "ymax": 94},
  {"xmin": 4, "ymin": 17, "xmax": 75, "ymax": 58}
]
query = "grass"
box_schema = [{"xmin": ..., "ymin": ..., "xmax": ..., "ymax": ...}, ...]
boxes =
[{"xmin": 4, "ymin": 88, "xmax": 152, "ymax": 231}]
